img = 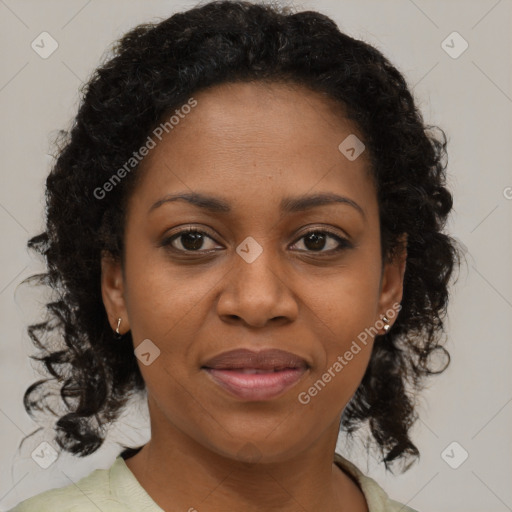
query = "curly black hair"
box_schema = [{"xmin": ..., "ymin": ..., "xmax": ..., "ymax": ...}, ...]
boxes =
[{"xmin": 19, "ymin": 0, "xmax": 461, "ymax": 473}]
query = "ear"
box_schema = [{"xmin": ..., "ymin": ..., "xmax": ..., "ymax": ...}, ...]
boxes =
[
  {"xmin": 376, "ymin": 234, "xmax": 407, "ymax": 328},
  {"xmin": 101, "ymin": 251, "xmax": 129, "ymax": 334}
]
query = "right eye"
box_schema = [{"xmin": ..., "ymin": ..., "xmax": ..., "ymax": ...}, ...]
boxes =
[{"xmin": 161, "ymin": 227, "xmax": 222, "ymax": 253}]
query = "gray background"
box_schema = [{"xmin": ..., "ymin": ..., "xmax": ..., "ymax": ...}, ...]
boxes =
[{"xmin": 1, "ymin": 0, "xmax": 511, "ymax": 510}]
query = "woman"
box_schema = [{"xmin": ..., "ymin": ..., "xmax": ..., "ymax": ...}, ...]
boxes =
[{"xmin": 9, "ymin": 1, "xmax": 460, "ymax": 510}]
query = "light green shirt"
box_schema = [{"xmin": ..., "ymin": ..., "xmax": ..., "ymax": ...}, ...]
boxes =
[{"xmin": 8, "ymin": 453, "xmax": 418, "ymax": 511}]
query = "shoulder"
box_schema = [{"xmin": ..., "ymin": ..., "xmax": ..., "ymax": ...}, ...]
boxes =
[
  {"xmin": 334, "ymin": 453, "xmax": 420, "ymax": 512},
  {"xmin": 7, "ymin": 458, "xmax": 129, "ymax": 512}
]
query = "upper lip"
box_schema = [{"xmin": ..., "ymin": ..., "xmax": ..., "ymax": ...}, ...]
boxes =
[{"xmin": 202, "ymin": 348, "xmax": 309, "ymax": 371}]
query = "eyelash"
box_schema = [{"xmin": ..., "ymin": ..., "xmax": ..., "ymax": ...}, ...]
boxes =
[{"xmin": 161, "ymin": 226, "xmax": 352, "ymax": 255}]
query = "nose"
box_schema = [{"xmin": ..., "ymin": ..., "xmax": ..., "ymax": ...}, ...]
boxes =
[{"xmin": 216, "ymin": 243, "xmax": 299, "ymax": 329}]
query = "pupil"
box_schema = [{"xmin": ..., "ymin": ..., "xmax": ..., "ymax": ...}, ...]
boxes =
[
  {"xmin": 182, "ymin": 232, "xmax": 203, "ymax": 250},
  {"xmin": 305, "ymin": 232, "xmax": 326, "ymax": 251}
]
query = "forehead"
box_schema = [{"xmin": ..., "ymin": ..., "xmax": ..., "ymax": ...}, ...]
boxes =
[
  {"xmin": 160, "ymin": 80, "xmax": 362, "ymax": 158},
  {"xmin": 130, "ymin": 81, "xmax": 376, "ymax": 218}
]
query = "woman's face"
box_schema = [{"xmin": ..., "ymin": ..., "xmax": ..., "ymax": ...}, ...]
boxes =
[{"xmin": 102, "ymin": 81, "xmax": 406, "ymax": 463}]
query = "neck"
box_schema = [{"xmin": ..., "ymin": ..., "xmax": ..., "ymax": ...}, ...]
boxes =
[{"xmin": 124, "ymin": 401, "xmax": 368, "ymax": 512}]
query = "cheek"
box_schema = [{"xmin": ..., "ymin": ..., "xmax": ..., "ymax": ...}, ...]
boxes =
[
  {"xmin": 122, "ymin": 238, "xmax": 213, "ymax": 337},
  {"xmin": 300, "ymin": 259, "xmax": 381, "ymax": 401},
  {"xmin": 298, "ymin": 281, "xmax": 377, "ymax": 413},
  {"xmin": 312, "ymin": 260, "xmax": 382, "ymax": 340}
]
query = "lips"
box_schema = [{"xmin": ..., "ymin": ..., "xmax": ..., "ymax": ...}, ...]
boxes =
[
  {"xmin": 202, "ymin": 348, "xmax": 309, "ymax": 401},
  {"xmin": 203, "ymin": 348, "xmax": 308, "ymax": 371}
]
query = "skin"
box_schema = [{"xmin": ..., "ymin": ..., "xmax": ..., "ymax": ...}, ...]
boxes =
[{"xmin": 101, "ymin": 81, "xmax": 407, "ymax": 512}]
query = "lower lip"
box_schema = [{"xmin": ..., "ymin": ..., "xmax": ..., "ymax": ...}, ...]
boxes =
[{"xmin": 204, "ymin": 368, "xmax": 307, "ymax": 401}]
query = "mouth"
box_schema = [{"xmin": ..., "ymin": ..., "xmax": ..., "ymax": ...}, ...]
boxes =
[{"xmin": 202, "ymin": 348, "xmax": 309, "ymax": 401}]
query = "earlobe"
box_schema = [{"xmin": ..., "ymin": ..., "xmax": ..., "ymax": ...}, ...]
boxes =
[{"xmin": 100, "ymin": 252, "xmax": 129, "ymax": 334}]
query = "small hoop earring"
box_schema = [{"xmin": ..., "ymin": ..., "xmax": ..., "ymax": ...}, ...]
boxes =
[
  {"xmin": 114, "ymin": 317, "xmax": 123, "ymax": 339},
  {"xmin": 382, "ymin": 315, "xmax": 391, "ymax": 333}
]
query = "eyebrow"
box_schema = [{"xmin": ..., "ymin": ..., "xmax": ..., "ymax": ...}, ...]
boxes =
[{"xmin": 149, "ymin": 191, "xmax": 365, "ymax": 219}]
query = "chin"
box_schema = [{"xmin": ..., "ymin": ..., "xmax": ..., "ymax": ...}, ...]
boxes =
[{"xmin": 200, "ymin": 429, "xmax": 311, "ymax": 466}]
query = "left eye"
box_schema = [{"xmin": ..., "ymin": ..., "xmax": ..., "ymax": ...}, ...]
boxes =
[{"xmin": 291, "ymin": 230, "xmax": 351, "ymax": 253}]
